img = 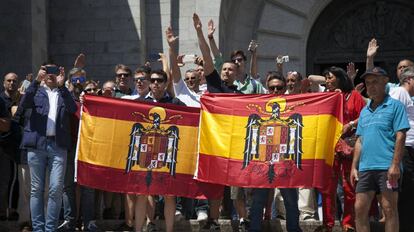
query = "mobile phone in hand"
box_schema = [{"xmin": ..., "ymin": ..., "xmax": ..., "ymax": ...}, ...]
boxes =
[
  {"xmin": 182, "ymin": 54, "xmax": 197, "ymax": 63},
  {"xmin": 148, "ymin": 53, "xmax": 161, "ymax": 62},
  {"xmin": 46, "ymin": 66, "xmax": 60, "ymax": 75}
]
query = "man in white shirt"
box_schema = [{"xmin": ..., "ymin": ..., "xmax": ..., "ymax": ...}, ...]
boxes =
[
  {"xmin": 389, "ymin": 67, "xmax": 414, "ymax": 232},
  {"xmin": 20, "ymin": 64, "xmax": 77, "ymax": 232}
]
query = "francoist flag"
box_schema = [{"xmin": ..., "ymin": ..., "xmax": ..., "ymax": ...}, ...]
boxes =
[
  {"xmin": 76, "ymin": 95, "xmax": 222, "ymax": 199},
  {"xmin": 196, "ymin": 92, "xmax": 343, "ymax": 189}
]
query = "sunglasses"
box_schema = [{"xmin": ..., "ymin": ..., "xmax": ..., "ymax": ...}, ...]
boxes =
[
  {"xmin": 85, "ymin": 88, "xmax": 97, "ymax": 93},
  {"xmin": 116, "ymin": 73, "xmax": 130, "ymax": 78},
  {"xmin": 150, "ymin": 78, "xmax": 166, "ymax": 83},
  {"xmin": 184, "ymin": 77, "xmax": 197, "ymax": 81},
  {"xmin": 268, "ymin": 85, "xmax": 285, "ymax": 91},
  {"xmin": 71, "ymin": 76, "xmax": 86, "ymax": 84},
  {"xmin": 134, "ymin": 76, "xmax": 147, "ymax": 82}
]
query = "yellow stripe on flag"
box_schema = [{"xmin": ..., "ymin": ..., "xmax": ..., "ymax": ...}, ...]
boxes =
[
  {"xmin": 78, "ymin": 112, "xmax": 199, "ymax": 175},
  {"xmin": 199, "ymin": 111, "xmax": 342, "ymax": 165}
]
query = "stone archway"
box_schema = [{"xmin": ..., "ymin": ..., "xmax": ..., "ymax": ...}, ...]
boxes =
[
  {"xmin": 219, "ymin": 0, "xmax": 332, "ymax": 77},
  {"xmin": 307, "ymin": 0, "xmax": 414, "ymax": 81}
]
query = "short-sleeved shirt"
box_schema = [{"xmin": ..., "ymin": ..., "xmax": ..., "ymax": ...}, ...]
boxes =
[
  {"xmin": 234, "ymin": 75, "xmax": 266, "ymax": 94},
  {"xmin": 356, "ymin": 95, "xmax": 410, "ymax": 171},
  {"xmin": 174, "ymin": 78, "xmax": 201, "ymax": 107},
  {"xmin": 206, "ymin": 70, "xmax": 242, "ymax": 94},
  {"xmin": 390, "ymin": 87, "xmax": 414, "ymax": 147}
]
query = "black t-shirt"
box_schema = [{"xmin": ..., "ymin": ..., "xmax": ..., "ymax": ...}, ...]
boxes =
[
  {"xmin": 0, "ymin": 92, "xmax": 13, "ymax": 113},
  {"xmin": 0, "ymin": 97, "xmax": 9, "ymax": 118},
  {"xmin": 206, "ymin": 70, "xmax": 242, "ymax": 94}
]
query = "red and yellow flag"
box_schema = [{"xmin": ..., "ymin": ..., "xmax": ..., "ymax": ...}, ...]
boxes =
[
  {"xmin": 196, "ymin": 92, "xmax": 343, "ymax": 189},
  {"xmin": 76, "ymin": 95, "xmax": 222, "ymax": 199}
]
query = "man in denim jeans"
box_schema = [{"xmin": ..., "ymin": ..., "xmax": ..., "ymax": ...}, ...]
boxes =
[{"xmin": 20, "ymin": 64, "xmax": 77, "ymax": 232}]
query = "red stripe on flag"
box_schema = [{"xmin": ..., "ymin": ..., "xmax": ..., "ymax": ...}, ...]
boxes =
[
  {"xmin": 196, "ymin": 153, "xmax": 332, "ymax": 190},
  {"xmin": 77, "ymin": 161, "xmax": 223, "ymax": 199},
  {"xmin": 83, "ymin": 95, "xmax": 201, "ymax": 127},
  {"xmin": 200, "ymin": 92, "xmax": 343, "ymax": 122}
]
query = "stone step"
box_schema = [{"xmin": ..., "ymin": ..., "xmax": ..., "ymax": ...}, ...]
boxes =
[{"xmin": 0, "ymin": 219, "xmax": 385, "ymax": 232}]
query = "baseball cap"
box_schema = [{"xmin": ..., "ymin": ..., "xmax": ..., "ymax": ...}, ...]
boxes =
[{"xmin": 360, "ymin": 67, "xmax": 389, "ymax": 79}]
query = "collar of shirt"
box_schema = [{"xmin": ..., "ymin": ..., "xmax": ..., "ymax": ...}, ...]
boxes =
[
  {"xmin": 367, "ymin": 94, "xmax": 391, "ymax": 112},
  {"xmin": 43, "ymin": 86, "xmax": 59, "ymax": 93},
  {"xmin": 145, "ymin": 92, "xmax": 170, "ymax": 102}
]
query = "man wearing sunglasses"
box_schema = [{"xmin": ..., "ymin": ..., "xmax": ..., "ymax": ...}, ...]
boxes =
[
  {"xmin": 121, "ymin": 66, "xmax": 151, "ymax": 101},
  {"xmin": 230, "ymin": 50, "xmax": 266, "ymax": 94},
  {"xmin": 67, "ymin": 67, "xmax": 87, "ymax": 100},
  {"xmin": 114, "ymin": 64, "xmax": 133, "ymax": 97},
  {"xmin": 20, "ymin": 64, "xmax": 77, "ymax": 232},
  {"xmin": 140, "ymin": 70, "xmax": 185, "ymax": 106}
]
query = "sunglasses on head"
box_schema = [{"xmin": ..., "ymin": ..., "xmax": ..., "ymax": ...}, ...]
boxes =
[
  {"xmin": 150, "ymin": 78, "xmax": 166, "ymax": 83},
  {"xmin": 268, "ymin": 85, "xmax": 285, "ymax": 91},
  {"xmin": 71, "ymin": 76, "xmax": 86, "ymax": 84},
  {"xmin": 134, "ymin": 76, "xmax": 147, "ymax": 82},
  {"xmin": 116, "ymin": 73, "xmax": 130, "ymax": 78}
]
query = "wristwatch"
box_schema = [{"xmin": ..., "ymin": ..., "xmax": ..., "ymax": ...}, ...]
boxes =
[{"xmin": 349, "ymin": 121, "xmax": 356, "ymax": 130}]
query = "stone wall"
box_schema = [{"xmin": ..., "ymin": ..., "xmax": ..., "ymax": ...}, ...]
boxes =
[{"xmin": 0, "ymin": 0, "xmax": 33, "ymax": 80}]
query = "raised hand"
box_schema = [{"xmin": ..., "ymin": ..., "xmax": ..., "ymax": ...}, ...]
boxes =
[
  {"xmin": 207, "ymin": 19, "xmax": 215, "ymax": 38},
  {"xmin": 248, "ymin": 40, "xmax": 258, "ymax": 53},
  {"xmin": 194, "ymin": 56, "xmax": 204, "ymax": 66},
  {"xmin": 355, "ymin": 82, "xmax": 365, "ymax": 93},
  {"xmin": 74, "ymin": 53, "xmax": 86, "ymax": 68},
  {"xmin": 165, "ymin": 26, "xmax": 178, "ymax": 47},
  {"xmin": 177, "ymin": 54, "xmax": 185, "ymax": 67},
  {"xmin": 36, "ymin": 66, "xmax": 47, "ymax": 82},
  {"xmin": 193, "ymin": 13, "xmax": 202, "ymax": 31},
  {"xmin": 57, "ymin": 67, "xmax": 66, "ymax": 87},
  {"xmin": 367, "ymin": 38, "xmax": 379, "ymax": 58},
  {"xmin": 347, "ymin": 62, "xmax": 358, "ymax": 82}
]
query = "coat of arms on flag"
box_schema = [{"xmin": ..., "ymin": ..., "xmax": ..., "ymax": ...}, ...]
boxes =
[
  {"xmin": 126, "ymin": 107, "xmax": 181, "ymax": 180},
  {"xmin": 243, "ymin": 99, "xmax": 304, "ymax": 183}
]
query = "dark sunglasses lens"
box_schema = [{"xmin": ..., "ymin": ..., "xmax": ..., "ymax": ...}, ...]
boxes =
[
  {"xmin": 117, "ymin": 73, "xmax": 129, "ymax": 77},
  {"xmin": 150, "ymin": 78, "xmax": 165, "ymax": 83},
  {"xmin": 71, "ymin": 76, "xmax": 86, "ymax": 84}
]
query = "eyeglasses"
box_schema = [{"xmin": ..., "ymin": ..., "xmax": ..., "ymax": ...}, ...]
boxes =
[
  {"xmin": 85, "ymin": 88, "xmax": 97, "ymax": 93},
  {"xmin": 116, "ymin": 73, "xmax": 130, "ymax": 78},
  {"xmin": 71, "ymin": 76, "xmax": 86, "ymax": 84},
  {"xmin": 232, "ymin": 58, "xmax": 244, "ymax": 63},
  {"xmin": 150, "ymin": 78, "xmax": 166, "ymax": 83},
  {"xmin": 268, "ymin": 85, "xmax": 285, "ymax": 91},
  {"xmin": 184, "ymin": 77, "xmax": 196, "ymax": 81},
  {"xmin": 134, "ymin": 76, "xmax": 147, "ymax": 82}
]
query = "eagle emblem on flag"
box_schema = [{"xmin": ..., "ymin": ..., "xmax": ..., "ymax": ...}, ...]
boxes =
[
  {"xmin": 243, "ymin": 99, "xmax": 304, "ymax": 182},
  {"xmin": 125, "ymin": 107, "xmax": 182, "ymax": 179}
]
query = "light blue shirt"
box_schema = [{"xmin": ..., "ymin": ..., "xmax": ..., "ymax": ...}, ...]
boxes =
[{"xmin": 356, "ymin": 95, "xmax": 410, "ymax": 171}]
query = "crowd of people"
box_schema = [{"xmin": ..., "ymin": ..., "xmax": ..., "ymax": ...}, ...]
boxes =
[{"xmin": 0, "ymin": 13, "xmax": 413, "ymax": 232}]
